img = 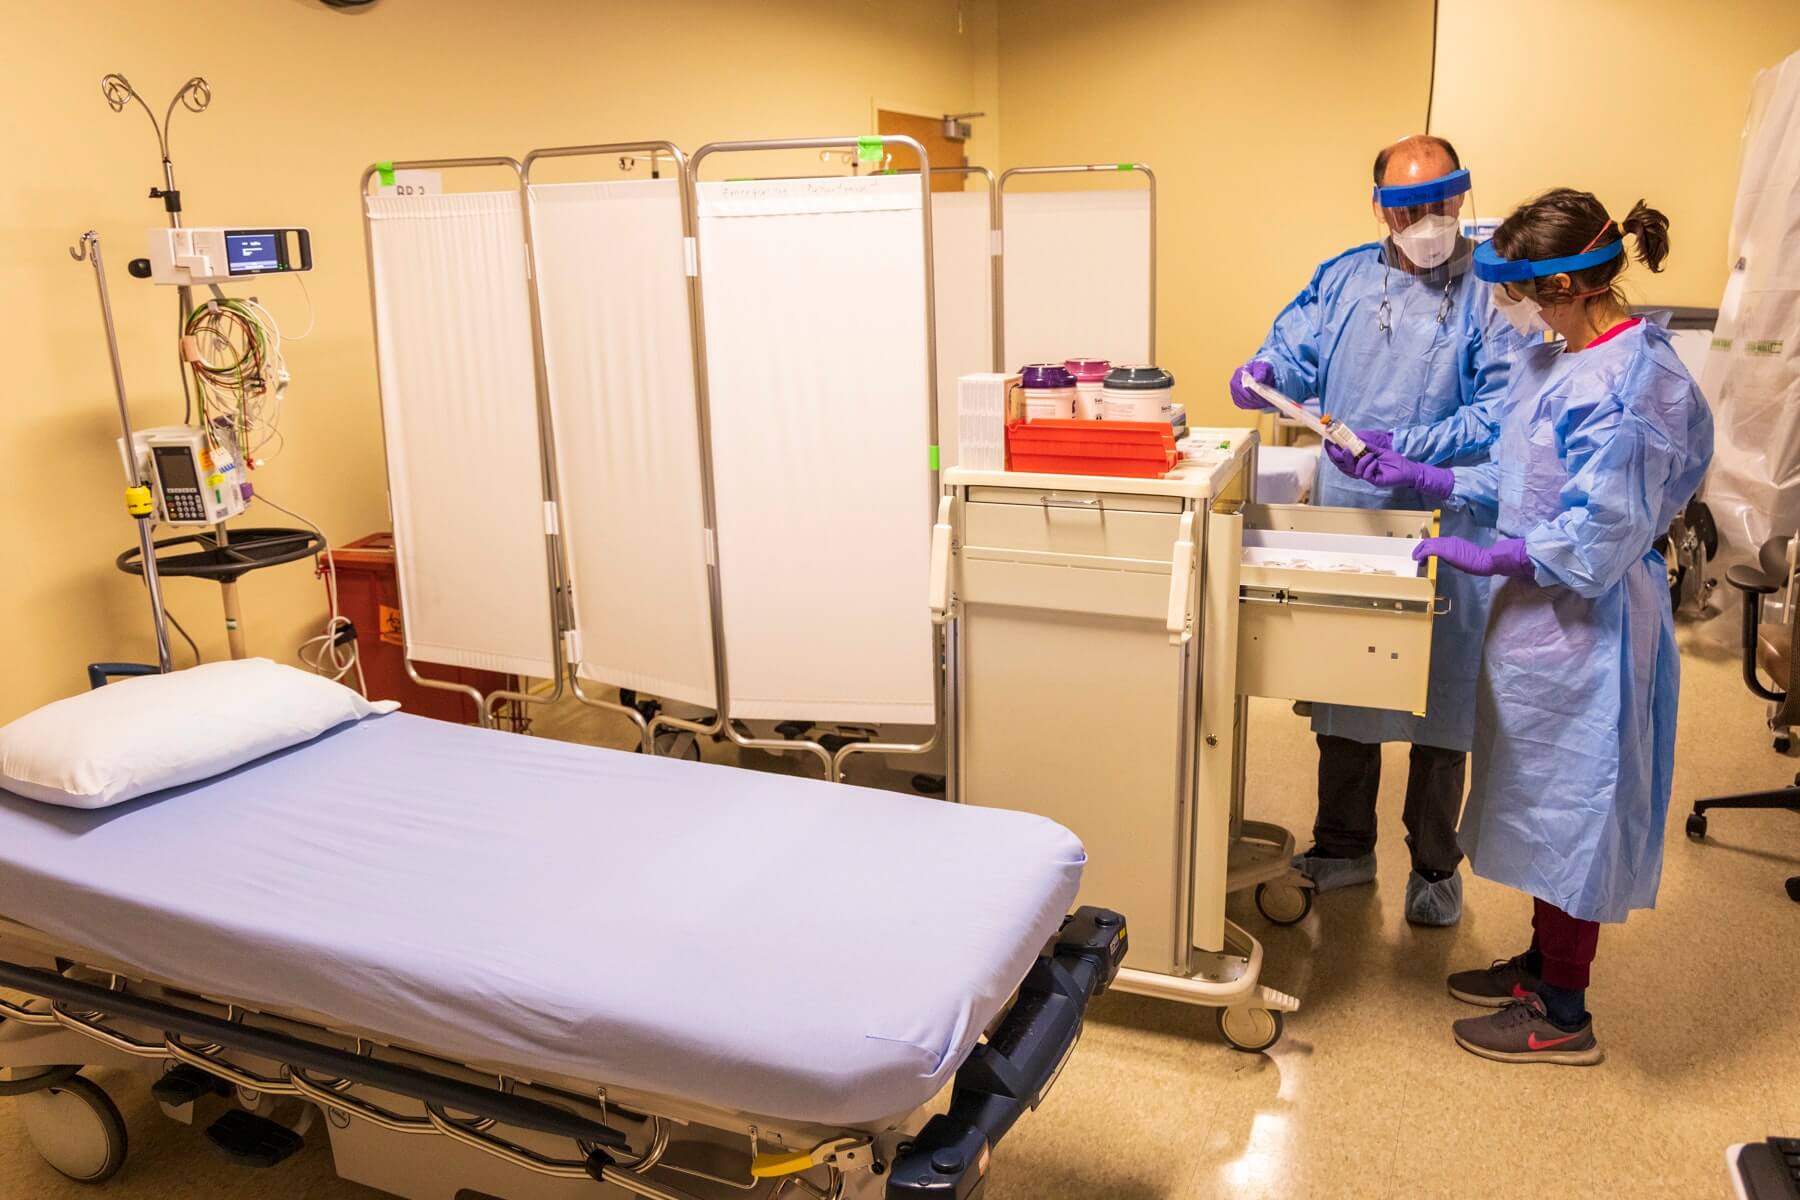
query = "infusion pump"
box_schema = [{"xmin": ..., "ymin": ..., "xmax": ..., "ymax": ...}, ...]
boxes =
[{"xmin": 119, "ymin": 425, "xmax": 248, "ymax": 526}]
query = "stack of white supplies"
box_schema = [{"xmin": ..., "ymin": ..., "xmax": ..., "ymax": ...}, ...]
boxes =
[{"xmin": 955, "ymin": 372, "xmax": 1017, "ymax": 471}]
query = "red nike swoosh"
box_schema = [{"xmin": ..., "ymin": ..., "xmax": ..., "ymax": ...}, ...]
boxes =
[{"xmin": 1527, "ymin": 1032, "xmax": 1580, "ymax": 1050}]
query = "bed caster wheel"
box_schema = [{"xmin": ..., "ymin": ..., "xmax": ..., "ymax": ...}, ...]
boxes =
[
  {"xmin": 1685, "ymin": 812, "xmax": 1708, "ymax": 840},
  {"xmin": 1217, "ymin": 1005, "xmax": 1283, "ymax": 1054},
  {"xmin": 1254, "ymin": 881, "xmax": 1312, "ymax": 926},
  {"xmin": 912, "ymin": 774, "xmax": 946, "ymax": 796},
  {"xmin": 652, "ymin": 730, "xmax": 701, "ymax": 761},
  {"xmin": 18, "ymin": 1074, "xmax": 128, "ymax": 1184},
  {"xmin": 0, "ymin": 1063, "xmax": 81, "ymax": 1097},
  {"xmin": 1776, "ymin": 735, "xmax": 1792, "ymax": 755}
]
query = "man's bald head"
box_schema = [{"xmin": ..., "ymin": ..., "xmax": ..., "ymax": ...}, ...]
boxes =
[{"xmin": 1373, "ymin": 134, "xmax": 1461, "ymax": 188}]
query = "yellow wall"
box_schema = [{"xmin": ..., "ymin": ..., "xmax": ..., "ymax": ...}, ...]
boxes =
[
  {"xmin": 8, "ymin": 0, "xmax": 1798, "ymax": 722},
  {"xmin": 995, "ymin": 0, "xmax": 1437, "ymax": 427},
  {"xmin": 0, "ymin": 0, "xmax": 989, "ymax": 721},
  {"xmin": 1431, "ymin": 0, "xmax": 1800, "ymax": 309},
  {"xmin": 995, "ymin": 0, "xmax": 1800, "ymax": 427}
]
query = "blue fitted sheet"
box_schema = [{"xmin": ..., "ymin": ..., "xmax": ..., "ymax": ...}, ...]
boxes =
[{"xmin": 0, "ymin": 714, "xmax": 1084, "ymax": 1124}]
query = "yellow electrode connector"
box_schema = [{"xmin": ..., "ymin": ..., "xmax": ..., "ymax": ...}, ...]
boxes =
[{"xmin": 125, "ymin": 485, "xmax": 154, "ymax": 517}]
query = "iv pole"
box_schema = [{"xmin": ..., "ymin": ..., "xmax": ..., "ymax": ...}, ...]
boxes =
[
  {"xmin": 95, "ymin": 73, "xmax": 257, "ymax": 661},
  {"xmin": 71, "ymin": 231, "xmax": 173, "ymax": 673}
]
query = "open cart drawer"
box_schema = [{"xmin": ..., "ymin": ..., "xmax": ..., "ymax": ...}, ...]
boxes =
[{"xmin": 1236, "ymin": 502, "xmax": 1441, "ymax": 711}]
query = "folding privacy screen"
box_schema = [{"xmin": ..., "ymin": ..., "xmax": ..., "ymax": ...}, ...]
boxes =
[
  {"xmin": 1000, "ymin": 164, "xmax": 1156, "ymax": 371},
  {"xmin": 363, "ymin": 177, "xmax": 559, "ymax": 687}
]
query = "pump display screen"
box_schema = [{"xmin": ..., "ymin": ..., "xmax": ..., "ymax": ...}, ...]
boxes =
[
  {"xmin": 225, "ymin": 231, "xmax": 283, "ymax": 275},
  {"xmin": 152, "ymin": 445, "xmax": 200, "ymax": 491}
]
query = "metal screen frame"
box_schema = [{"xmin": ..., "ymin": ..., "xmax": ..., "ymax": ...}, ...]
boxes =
[
  {"xmin": 686, "ymin": 135, "xmax": 947, "ymax": 783},
  {"xmin": 519, "ymin": 141, "xmax": 725, "ymax": 753},
  {"xmin": 996, "ymin": 162, "xmax": 1157, "ymax": 367},
  {"xmin": 358, "ymin": 157, "xmax": 567, "ymax": 727}
]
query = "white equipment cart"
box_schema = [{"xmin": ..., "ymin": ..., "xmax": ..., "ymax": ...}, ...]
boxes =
[{"xmin": 935, "ymin": 429, "xmax": 1443, "ymax": 1050}]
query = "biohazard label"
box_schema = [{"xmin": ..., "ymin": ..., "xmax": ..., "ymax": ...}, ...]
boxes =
[
  {"xmin": 1746, "ymin": 339, "xmax": 1784, "ymax": 357},
  {"xmin": 379, "ymin": 604, "xmax": 405, "ymax": 646}
]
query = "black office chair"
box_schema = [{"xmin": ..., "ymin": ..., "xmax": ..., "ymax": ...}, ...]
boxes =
[{"xmin": 1687, "ymin": 534, "xmax": 1800, "ymax": 902}]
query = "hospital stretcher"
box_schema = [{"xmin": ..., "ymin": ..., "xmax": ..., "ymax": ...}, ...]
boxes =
[{"xmin": 0, "ymin": 713, "xmax": 1124, "ymax": 1199}]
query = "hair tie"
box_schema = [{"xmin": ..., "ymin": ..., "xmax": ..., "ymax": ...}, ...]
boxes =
[{"xmin": 1579, "ymin": 219, "xmax": 1615, "ymax": 254}]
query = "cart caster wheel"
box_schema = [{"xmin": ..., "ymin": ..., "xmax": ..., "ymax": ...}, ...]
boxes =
[
  {"xmin": 1217, "ymin": 1005, "xmax": 1282, "ymax": 1053},
  {"xmin": 653, "ymin": 730, "xmax": 701, "ymax": 761},
  {"xmin": 1787, "ymin": 876, "xmax": 1800, "ymax": 903},
  {"xmin": 1686, "ymin": 813, "xmax": 1708, "ymax": 840},
  {"xmin": 1776, "ymin": 735, "xmax": 1792, "ymax": 755},
  {"xmin": 1254, "ymin": 881, "xmax": 1312, "ymax": 926},
  {"xmin": 18, "ymin": 1074, "xmax": 128, "ymax": 1183}
]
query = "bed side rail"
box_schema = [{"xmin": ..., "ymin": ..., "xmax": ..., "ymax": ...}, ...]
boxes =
[
  {"xmin": 885, "ymin": 905, "xmax": 1126, "ymax": 1199},
  {"xmin": 0, "ymin": 959, "xmax": 628, "ymax": 1151}
]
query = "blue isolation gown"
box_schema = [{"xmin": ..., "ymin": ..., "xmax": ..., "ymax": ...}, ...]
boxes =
[
  {"xmin": 1255, "ymin": 242, "xmax": 1519, "ymax": 751},
  {"xmin": 1449, "ymin": 317, "xmax": 1713, "ymax": 921}
]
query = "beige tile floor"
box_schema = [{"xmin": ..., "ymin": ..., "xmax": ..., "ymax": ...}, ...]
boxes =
[{"xmin": 2, "ymin": 612, "xmax": 1795, "ymax": 1199}]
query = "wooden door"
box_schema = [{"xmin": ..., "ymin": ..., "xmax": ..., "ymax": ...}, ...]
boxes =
[{"xmin": 877, "ymin": 109, "xmax": 967, "ymax": 192}]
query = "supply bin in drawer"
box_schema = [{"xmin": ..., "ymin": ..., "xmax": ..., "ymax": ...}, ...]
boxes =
[{"xmin": 1236, "ymin": 503, "xmax": 1442, "ymax": 712}]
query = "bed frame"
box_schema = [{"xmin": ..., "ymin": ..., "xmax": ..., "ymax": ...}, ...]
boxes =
[{"xmin": 0, "ymin": 907, "xmax": 1123, "ymax": 1199}]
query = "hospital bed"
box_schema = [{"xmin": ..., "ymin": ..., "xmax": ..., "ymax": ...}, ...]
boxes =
[{"xmin": 0, "ymin": 711, "xmax": 1124, "ymax": 1199}]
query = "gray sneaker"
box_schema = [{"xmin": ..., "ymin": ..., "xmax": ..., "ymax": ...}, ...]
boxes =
[
  {"xmin": 1404, "ymin": 870, "xmax": 1463, "ymax": 926},
  {"xmin": 1290, "ymin": 848, "xmax": 1377, "ymax": 893},
  {"xmin": 1452, "ymin": 997, "xmax": 1602, "ymax": 1066},
  {"xmin": 1446, "ymin": 953, "xmax": 1541, "ymax": 1008}
]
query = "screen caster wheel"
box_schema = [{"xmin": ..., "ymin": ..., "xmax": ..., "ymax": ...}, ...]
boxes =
[
  {"xmin": 1217, "ymin": 1004, "xmax": 1283, "ymax": 1053},
  {"xmin": 18, "ymin": 1074, "xmax": 128, "ymax": 1183},
  {"xmin": 652, "ymin": 730, "xmax": 701, "ymax": 761},
  {"xmin": 1686, "ymin": 812, "xmax": 1708, "ymax": 840},
  {"xmin": 1254, "ymin": 881, "xmax": 1313, "ymax": 926}
]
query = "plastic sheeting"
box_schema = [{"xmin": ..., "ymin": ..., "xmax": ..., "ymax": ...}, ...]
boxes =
[
  {"xmin": 931, "ymin": 190, "xmax": 995, "ymax": 469},
  {"xmin": 1002, "ymin": 188, "xmax": 1152, "ymax": 370},
  {"xmin": 695, "ymin": 175, "xmax": 936, "ymax": 724},
  {"xmin": 1702, "ymin": 49, "xmax": 1800, "ymax": 569},
  {"xmin": 528, "ymin": 180, "xmax": 718, "ymax": 707},
  {"xmin": 365, "ymin": 192, "xmax": 556, "ymax": 677}
]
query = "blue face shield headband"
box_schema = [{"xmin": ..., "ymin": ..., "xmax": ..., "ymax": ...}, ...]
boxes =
[
  {"xmin": 1474, "ymin": 236, "xmax": 1623, "ymax": 284},
  {"xmin": 1371, "ymin": 167, "xmax": 1471, "ymax": 209}
]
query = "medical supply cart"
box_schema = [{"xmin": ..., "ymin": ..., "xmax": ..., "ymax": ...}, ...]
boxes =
[{"xmin": 938, "ymin": 429, "xmax": 1443, "ymax": 1050}]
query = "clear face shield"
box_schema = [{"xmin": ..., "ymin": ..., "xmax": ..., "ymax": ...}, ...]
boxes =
[{"xmin": 1373, "ymin": 167, "xmax": 1475, "ymax": 278}]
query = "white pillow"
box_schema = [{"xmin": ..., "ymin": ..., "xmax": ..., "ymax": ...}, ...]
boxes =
[{"xmin": 0, "ymin": 659, "xmax": 399, "ymax": 810}]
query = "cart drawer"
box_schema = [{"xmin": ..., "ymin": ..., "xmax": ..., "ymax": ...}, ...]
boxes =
[
  {"xmin": 964, "ymin": 498, "xmax": 1183, "ymax": 563},
  {"xmin": 1236, "ymin": 503, "xmax": 1439, "ymax": 711},
  {"xmin": 962, "ymin": 553, "xmax": 1171, "ymax": 621}
]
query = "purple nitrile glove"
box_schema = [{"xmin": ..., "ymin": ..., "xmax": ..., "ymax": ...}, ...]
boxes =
[
  {"xmin": 1229, "ymin": 359, "xmax": 1278, "ymax": 411},
  {"xmin": 1413, "ymin": 536, "xmax": 1534, "ymax": 579},
  {"xmin": 1324, "ymin": 429, "xmax": 1393, "ymax": 476},
  {"xmin": 1351, "ymin": 445, "xmax": 1455, "ymax": 501}
]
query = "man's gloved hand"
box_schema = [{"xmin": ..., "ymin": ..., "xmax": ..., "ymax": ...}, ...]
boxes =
[
  {"xmin": 1412, "ymin": 536, "xmax": 1534, "ymax": 579},
  {"xmin": 1324, "ymin": 430, "xmax": 1393, "ymax": 475},
  {"xmin": 1351, "ymin": 445, "xmax": 1455, "ymax": 502},
  {"xmin": 1229, "ymin": 360, "xmax": 1278, "ymax": 411}
]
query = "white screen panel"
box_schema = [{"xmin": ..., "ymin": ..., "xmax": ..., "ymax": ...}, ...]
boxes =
[
  {"xmin": 1002, "ymin": 188, "xmax": 1152, "ymax": 369},
  {"xmin": 365, "ymin": 192, "xmax": 555, "ymax": 677},
  {"xmin": 529, "ymin": 180, "xmax": 717, "ymax": 707},
  {"xmin": 696, "ymin": 175, "xmax": 935, "ymax": 724},
  {"xmin": 931, "ymin": 190, "xmax": 995, "ymax": 469}
]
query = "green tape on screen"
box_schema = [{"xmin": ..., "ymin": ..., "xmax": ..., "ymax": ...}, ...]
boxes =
[
  {"xmin": 1116, "ymin": 162, "xmax": 1133, "ymax": 171},
  {"xmin": 929, "ymin": 444, "xmax": 941, "ymax": 472},
  {"xmin": 376, "ymin": 161, "xmax": 395, "ymax": 187},
  {"xmin": 857, "ymin": 136, "xmax": 883, "ymax": 162}
]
